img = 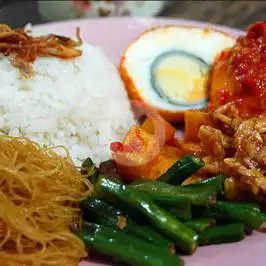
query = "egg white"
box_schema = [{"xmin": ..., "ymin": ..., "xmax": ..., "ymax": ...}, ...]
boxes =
[{"xmin": 123, "ymin": 26, "xmax": 236, "ymax": 111}]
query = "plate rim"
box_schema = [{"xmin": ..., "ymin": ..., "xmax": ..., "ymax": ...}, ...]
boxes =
[{"xmin": 34, "ymin": 16, "xmax": 244, "ymax": 37}]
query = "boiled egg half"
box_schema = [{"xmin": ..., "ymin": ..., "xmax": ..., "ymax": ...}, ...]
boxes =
[{"xmin": 120, "ymin": 26, "xmax": 236, "ymax": 122}]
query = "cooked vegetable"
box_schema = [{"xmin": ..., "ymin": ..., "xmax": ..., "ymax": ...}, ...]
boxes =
[
  {"xmin": 141, "ymin": 114, "xmax": 176, "ymax": 145},
  {"xmin": 81, "ymin": 197, "xmax": 125, "ymax": 226},
  {"xmin": 184, "ymin": 218, "xmax": 216, "ymax": 233},
  {"xmin": 184, "ymin": 175, "xmax": 225, "ymax": 198},
  {"xmin": 96, "ymin": 176, "xmax": 198, "ymax": 254},
  {"xmin": 109, "ymin": 199, "xmax": 144, "ymax": 223},
  {"xmin": 201, "ymin": 201, "xmax": 266, "ymax": 230},
  {"xmin": 77, "ymin": 222, "xmax": 184, "ymax": 266},
  {"xmin": 161, "ymin": 200, "xmax": 192, "ymax": 221},
  {"xmin": 112, "ymin": 124, "xmax": 184, "ymax": 182},
  {"xmin": 81, "ymin": 197, "xmax": 172, "ymax": 250},
  {"xmin": 244, "ymin": 226, "xmax": 253, "ymax": 235},
  {"xmin": 184, "ymin": 110, "xmax": 217, "ymax": 142},
  {"xmin": 158, "ymin": 155, "xmax": 205, "ymax": 185},
  {"xmin": 80, "ymin": 157, "xmax": 98, "ymax": 184},
  {"xmin": 130, "ymin": 180, "xmax": 216, "ymax": 207},
  {"xmin": 199, "ymin": 175, "xmax": 225, "ymax": 197},
  {"xmin": 146, "ymin": 145, "xmax": 184, "ymax": 181},
  {"xmin": 198, "ymin": 223, "xmax": 245, "ymax": 245},
  {"xmin": 99, "ymin": 159, "xmax": 120, "ymax": 179},
  {"xmin": 111, "ymin": 126, "xmax": 160, "ymax": 182}
]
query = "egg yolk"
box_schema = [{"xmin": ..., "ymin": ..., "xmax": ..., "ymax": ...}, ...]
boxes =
[{"xmin": 153, "ymin": 54, "xmax": 208, "ymax": 104}]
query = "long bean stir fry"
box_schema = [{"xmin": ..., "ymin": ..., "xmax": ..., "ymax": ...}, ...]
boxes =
[{"xmin": 77, "ymin": 155, "xmax": 266, "ymax": 266}]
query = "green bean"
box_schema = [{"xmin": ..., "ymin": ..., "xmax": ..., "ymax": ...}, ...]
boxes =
[
  {"xmin": 130, "ymin": 181, "xmax": 217, "ymax": 207},
  {"xmin": 81, "ymin": 197, "xmax": 172, "ymax": 250},
  {"xmin": 77, "ymin": 221, "xmax": 184, "ymax": 266},
  {"xmin": 96, "ymin": 176, "xmax": 199, "ymax": 254},
  {"xmin": 198, "ymin": 223, "xmax": 245, "ymax": 245},
  {"xmin": 159, "ymin": 155, "xmax": 204, "ymax": 185},
  {"xmin": 184, "ymin": 218, "xmax": 216, "ymax": 233}
]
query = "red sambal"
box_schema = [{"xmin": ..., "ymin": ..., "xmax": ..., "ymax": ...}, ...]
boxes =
[{"xmin": 210, "ymin": 21, "xmax": 266, "ymax": 117}]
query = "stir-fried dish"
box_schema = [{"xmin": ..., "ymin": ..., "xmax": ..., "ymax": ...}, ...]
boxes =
[
  {"xmin": 185, "ymin": 22, "xmax": 266, "ymax": 203},
  {"xmin": 1, "ymin": 21, "xmax": 266, "ymax": 266},
  {"xmin": 193, "ymin": 103, "xmax": 266, "ymax": 202},
  {"xmin": 0, "ymin": 136, "xmax": 91, "ymax": 266},
  {"xmin": 112, "ymin": 22, "xmax": 266, "ymax": 204}
]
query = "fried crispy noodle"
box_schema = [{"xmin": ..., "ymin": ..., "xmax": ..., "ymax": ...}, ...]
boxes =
[
  {"xmin": 0, "ymin": 136, "xmax": 92, "ymax": 266},
  {"xmin": 197, "ymin": 103, "xmax": 266, "ymax": 200},
  {"xmin": 0, "ymin": 24, "xmax": 82, "ymax": 76}
]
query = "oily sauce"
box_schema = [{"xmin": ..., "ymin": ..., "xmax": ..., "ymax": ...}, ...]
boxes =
[{"xmin": 212, "ymin": 21, "xmax": 266, "ymax": 117}]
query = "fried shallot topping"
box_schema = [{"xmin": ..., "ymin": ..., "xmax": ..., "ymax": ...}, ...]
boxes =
[{"xmin": 0, "ymin": 24, "xmax": 83, "ymax": 75}]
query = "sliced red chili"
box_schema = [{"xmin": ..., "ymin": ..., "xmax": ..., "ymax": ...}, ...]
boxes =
[
  {"xmin": 110, "ymin": 142, "xmax": 123, "ymax": 152},
  {"xmin": 110, "ymin": 142, "xmax": 135, "ymax": 153}
]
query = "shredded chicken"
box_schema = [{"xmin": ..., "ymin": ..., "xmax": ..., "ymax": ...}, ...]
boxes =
[{"xmin": 199, "ymin": 102, "xmax": 266, "ymax": 199}]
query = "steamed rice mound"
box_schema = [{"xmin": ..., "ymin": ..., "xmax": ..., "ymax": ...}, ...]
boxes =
[{"xmin": 0, "ymin": 43, "xmax": 136, "ymax": 165}]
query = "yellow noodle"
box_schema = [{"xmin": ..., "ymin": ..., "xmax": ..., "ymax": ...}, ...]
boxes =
[{"xmin": 0, "ymin": 135, "xmax": 92, "ymax": 266}]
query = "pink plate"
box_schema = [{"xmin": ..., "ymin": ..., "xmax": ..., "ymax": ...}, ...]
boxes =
[
  {"xmin": 34, "ymin": 17, "xmax": 265, "ymax": 266},
  {"xmin": 34, "ymin": 17, "xmax": 243, "ymax": 66}
]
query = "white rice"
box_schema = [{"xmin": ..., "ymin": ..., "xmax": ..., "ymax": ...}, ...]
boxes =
[{"xmin": 0, "ymin": 43, "xmax": 136, "ymax": 166}]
